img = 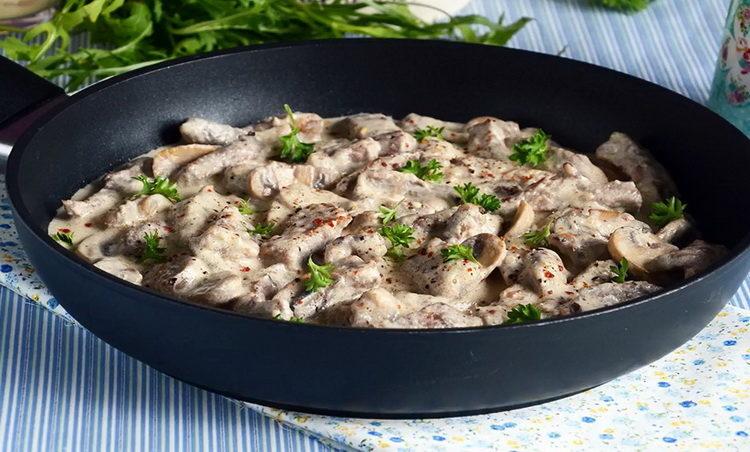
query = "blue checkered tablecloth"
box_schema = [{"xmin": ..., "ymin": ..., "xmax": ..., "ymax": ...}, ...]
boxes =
[{"xmin": 2, "ymin": 1, "xmax": 747, "ymax": 451}]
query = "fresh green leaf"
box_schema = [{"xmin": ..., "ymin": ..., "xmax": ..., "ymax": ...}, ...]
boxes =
[
  {"xmin": 304, "ymin": 257, "xmax": 334, "ymax": 292},
  {"xmin": 611, "ymin": 258, "xmax": 629, "ymax": 284},
  {"xmin": 593, "ymin": 0, "xmax": 651, "ymax": 12},
  {"xmin": 141, "ymin": 231, "xmax": 167, "ymax": 264},
  {"xmin": 51, "ymin": 230, "xmax": 74, "ymax": 247},
  {"xmin": 236, "ymin": 199, "xmax": 255, "ymax": 216},
  {"xmin": 399, "ymin": 159, "xmax": 443, "ymax": 182},
  {"xmin": 273, "ymin": 314, "xmax": 305, "ymax": 323},
  {"xmin": 132, "ymin": 175, "xmax": 181, "ymax": 202},
  {"xmin": 413, "ymin": 125, "xmax": 444, "ymax": 142},
  {"xmin": 509, "ymin": 129, "xmax": 550, "ymax": 167},
  {"xmin": 441, "ymin": 244, "xmax": 477, "ymax": 263},
  {"xmin": 522, "ymin": 224, "xmax": 552, "ymax": 248},
  {"xmin": 649, "ymin": 196, "xmax": 686, "ymax": 228},
  {"xmin": 278, "ymin": 104, "xmax": 315, "ymax": 163},
  {"xmin": 0, "ymin": 1, "xmax": 529, "ymax": 91},
  {"xmin": 503, "ymin": 303, "xmax": 542, "ymax": 325},
  {"xmin": 453, "ymin": 183, "xmax": 501, "ymax": 212},
  {"xmin": 378, "ymin": 203, "xmax": 399, "ymax": 225},
  {"xmin": 379, "ymin": 223, "xmax": 415, "ymax": 249},
  {"xmin": 248, "ymin": 223, "xmax": 275, "ymax": 238}
]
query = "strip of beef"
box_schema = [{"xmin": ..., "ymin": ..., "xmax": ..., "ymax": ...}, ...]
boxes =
[
  {"xmin": 403, "ymin": 204, "xmax": 502, "ymax": 246},
  {"xmin": 465, "ymin": 116, "xmax": 522, "ymax": 159},
  {"xmin": 349, "ymin": 289, "xmax": 481, "ymax": 328},
  {"xmin": 152, "ymin": 144, "xmax": 219, "ymax": 179},
  {"xmin": 188, "ymin": 206, "xmax": 259, "ymax": 273},
  {"xmin": 324, "ymin": 231, "xmax": 388, "ymax": 264},
  {"xmin": 177, "ymin": 136, "xmax": 265, "ymax": 189},
  {"xmin": 104, "ymin": 194, "xmax": 173, "ymax": 228},
  {"xmin": 330, "ymin": 113, "xmax": 400, "ymax": 139},
  {"xmin": 266, "ymin": 183, "xmax": 352, "ymax": 225},
  {"xmin": 260, "ymin": 203, "xmax": 352, "ymax": 268},
  {"xmin": 572, "ymin": 281, "xmax": 660, "ymax": 312},
  {"xmin": 63, "ymin": 159, "xmax": 147, "ymax": 219},
  {"xmin": 179, "ymin": 118, "xmax": 246, "ymax": 145},
  {"xmin": 232, "ymin": 264, "xmax": 298, "ymax": 315},
  {"xmin": 94, "ymin": 256, "xmax": 143, "ymax": 285},
  {"xmin": 169, "ymin": 186, "xmax": 234, "ymax": 242},
  {"xmin": 400, "ymin": 113, "xmax": 467, "ymax": 143},
  {"xmin": 306, "ymin": 138, "xmax": 381, "ymax": 185},
  {"xmin": 646, "ymin": 240, "xmax": 727, "ymax": 279}
]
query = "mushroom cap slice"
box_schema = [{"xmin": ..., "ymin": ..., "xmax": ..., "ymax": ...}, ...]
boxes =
[
  {"xmin": 470, "ymin": 233, "xmax": 507, "ymax": 268},
  {"xmin": 608, "ymin": 226, "xmax": 678, "ymax": 278},
  {"xmin": 504, "ymin": 200, "xmax": 535, "ymax": 238},
  {"xmin": 152, "ymin": 144, "xmax": 218, "ymax": 178}
]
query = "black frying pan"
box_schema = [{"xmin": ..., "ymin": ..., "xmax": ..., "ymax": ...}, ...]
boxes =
[{"xmin": 2, "ymin": 39, "xmax": 750, "ymax": 418}]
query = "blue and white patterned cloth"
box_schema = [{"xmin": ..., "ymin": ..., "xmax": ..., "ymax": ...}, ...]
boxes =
[{"xmin": 1, "ymin": 0, "xmax": 749, "ymax": 451}]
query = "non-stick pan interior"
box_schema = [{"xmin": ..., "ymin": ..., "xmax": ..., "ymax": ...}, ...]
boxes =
[{"xmin": 10, "ymin": 40, "xmax": 750, "ymax": 247}]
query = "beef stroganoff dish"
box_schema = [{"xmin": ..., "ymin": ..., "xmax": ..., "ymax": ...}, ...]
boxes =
[{"xmin": 49, "ymin": 108, "xmax": 726, "ymax": 328}]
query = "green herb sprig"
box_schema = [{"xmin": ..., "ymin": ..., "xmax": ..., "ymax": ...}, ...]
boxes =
[
  {"xmin": 453, "ymin": 183, "xmax": 501, "ymax": 212},
  {"xmin": 649, "ymin": 196, "xmax": 686, "ymax": 228},
  {"xmin": 304, "ymin": 257, "xmax": 335, "ymax": 292},
  {"xmin": 503, "ymin": 304, "xmax": 542, "ymax": 325},
  {"xmin": 51, "ymin": 230, "xmax": 74, "ymax": 247},
  {"xmin": 522, "ymin": 224, "xmax": 552, "ymax": 248},
  {"xmin": 441, "ymin": 244, "xmax": 478, "ymax": 263},
  {"xmin": 279, "ymin": 104, "xmax": 315, "ymax": 163},
  {"xmin": 509, "ymin": 129, "xmax": 550, "ymax": 167},
  {"xmin": 399, "ymin": 159, "xmax": 444, "ymax": 182},
  {"xmin": 379, "ymin": 223, "xmax": 415, "ymax": 262},
  {"xmin": 413, "ymin": 125, "xmax": 444, "ymax": 142},
  {"xmin": 141, "ymin": 231, "xmax": 167, "ymax": 264},
  {"xmin": 610, "ymin": 258, "xmax": 629, "ymax": 284},
  {"xmin": 378, "ymin": 203, "xmax": 399, "ymax": 226},
  {"xmin": 0, "ymin": 1, "xmax": 530, "ymax": 91},
  {"xmin": 248, "ymin": 223, "xmax": 275, "ymax": 238},
  {"xmin": 132, "ymin": 175, "xmax": 181, "ymax": 203},
  {"xmin": 237, "ymin": 199, "xmax": 255, "ymax": 216}
]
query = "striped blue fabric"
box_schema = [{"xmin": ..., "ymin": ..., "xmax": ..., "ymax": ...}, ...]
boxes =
[{"xmin": 1, "ymin": 1, "xmax": 748, "ymax": 451}]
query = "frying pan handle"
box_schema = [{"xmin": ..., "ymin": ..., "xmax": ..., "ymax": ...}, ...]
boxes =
[{"xmin": 0, "ymin": 56, "xmax": 67, "ymax": 146}]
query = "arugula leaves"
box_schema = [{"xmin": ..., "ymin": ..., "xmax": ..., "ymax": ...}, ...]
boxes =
[
  {"xmin": 0, "ymin": 1, "xmax": 530, "ymax": 91},
  {"xmin": 509, "ymin": 129, "xmax": 550, "ymax": 167},
  {"xmin": 503, "ymin": 304, "xmax": 542, "ymax": 325},
  {"xmin": 132, "ymin": 175, "xmax": 181, "ymax": 203},
  {"xmin": 399, "ymin": 159, "xmax": 444, "ymax": 182},
  {"xmin": 279, "ymin": 104, "xmax": 315, "ymax": 163},
  {"xmin": 141, "ymin": 231, "xmax": 167, "ymax": 264},
  {"xmin": 413, "ymin": 126, "xmax": 444, "ymax": 142},
  {"xmin": 304, "ymin": 257, "xmax": 335, "ymax": 292},
  {"xmin": 649, "ymin": 197, "xmax": 686, "ymax": 228},
  {"xmin": 441, "ymin": 244, "xmax": 478, "ymax": 263},
  {"xmin": 522, "ymin": 224, "xmax": 552, "ymax": 248},
  {"xmin": 453, "ymin": 182, "xmax": 501, "ymax": 212},
  {"xmin": 610, "ymin": 258, "xmax": 629, "ymax": 284}
]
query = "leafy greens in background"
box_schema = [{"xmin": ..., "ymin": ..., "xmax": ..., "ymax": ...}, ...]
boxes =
[
  {"xmin": 0, "ymin": 0, "xmax": 530, "ymax": 90},
  {"xmin": 593, "ymin": 0, "xmax": 652, "ymax": 11}
]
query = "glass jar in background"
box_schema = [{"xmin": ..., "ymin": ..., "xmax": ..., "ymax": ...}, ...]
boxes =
[
  {"xmin": 0, "ymin": 1, "xmax": 56, "ymax": 26},
  {"xmin": 708, "ymin": 0, "xmax": 750, "ymax": 136}
]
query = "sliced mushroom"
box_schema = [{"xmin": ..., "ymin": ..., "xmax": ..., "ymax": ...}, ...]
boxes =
[
  {"xmin": 607, "ymin": 226, "xmax": 678, "ymax": 279},
  {"xmin": 152, "ymin": 144, "xmax": 218, "ymax": 178},
  {"xmin": 94, "ymin": 256, "xmax": 142, "ymax": 285},
  {"xmin": 572, "ymin": 281, "xmax": 661, "ymax": 312},
  {"xmin": 656, "ymin": 218, "xmax": 696, "ymax": 246},
  {"xmin": 504, "ymin": 200, "xmax": 535, "ymax": 238}
]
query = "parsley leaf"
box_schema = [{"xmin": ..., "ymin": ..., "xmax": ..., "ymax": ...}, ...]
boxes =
[
  {"xmin": 378, "ymin": 203, "xmax": 399, "ymax": 226},
  {"xmin": 413, "ymin": 125, "xmax": 445, "ymax": 142},
  {"xmin": 453, "ymin": 183, "xmax": 501, "ymax": 212},
  {"xmin": 399, "ymin": 159, "xmax": 443, "ymax": 182},
  {"xmin": 522, "ymin": 224, "xmax": 552, "ymax": 247},
  {"xmin": 649, "ymin": 196, "xmax": 686, "ymax": 228},
  {"xmin": 509, "ymin": 129, "xmax": 550, "ymax": 167},
  {"xmin": 441, "ymin": 244, "xmax": 478, "ymax": 263},
  {"xmin": 379, "ymin": 223, "xmax": 415, "ymax": 262},
  {"xmin": 248, "ymin": 223, "xmax": 275, "ymax": 238},
  {"xmin": 237, "ymin": 199, "xmax": 255, "ymax": 215},
  {"xmin": 610, "ymin": 258, "xmax": 629, "ymax": 284},
  {"xmin": 132, "ymin": 175, "xmax": 181, "ymax": 203},
  {"xmin": 273, "ymin": 314, "xmax": 305, "ymax": 323},
  {"xmin": 503, "ymin": 304, "xmax": 542, "ymax": 325},
  {"xmin": 278, "ymin": 104, "xmax": 315, "ymax": 163},
  {"xmin": 304, "ymin": 257, "xmax": 335, "ymax": 292},
  {"xmin": 141, "ymin": 231, "xmax": 167, "ymax": 264},
  {"xmin": 51, "ymin": 230, "xmax": 74, "ymax": 247}
]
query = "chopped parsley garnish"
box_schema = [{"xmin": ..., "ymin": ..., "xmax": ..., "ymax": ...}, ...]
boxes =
[
  {"xmin": 610, "ymin": 258, "xmax": 630, "ymax": 284},
  {"xmin": 379, "ymin": 223, "xmax": 415, "ymax": 262},
  {"xmin": 413, "ymin": 125, "xmax": 445, "ymax": 142},
  {"xmin": 649, "ymin": 196, "xmax": 686, "ymax": 228},
  {"xmin": 304, "ymin": 257, "xmax": 335, "ymax": 292},
  {"xmin": 509, "ymin": 129, "xmax": 550, "ymax": 167},
  {"xmin": 132, "ymin": 175, "xmax": 181, "ymax": 203},
  {"xmin": 141, "ymin": 231, "xmax": 167, "ymax": 264},
  {"xmin": 279, "ymin": 104, "xmax": 315, "ymax": 163},
  {"xmin": 522, "ymin": 224, "xmax": 552, "ymax": 247},
  {"xmin": 273, "ymin": 314, "xmax": 305, "ymax": 323},
  {"xmin": 51, "ymin": 230, "xmax": 74, "ymax": 247},
  {"xmin": 453, "ymin": 182, "xmax": 501, "ymax": 212},
  {"xmin": 237, "ymin": 199, "xmax": 255, "ymax": 216},
  {"xmin": 503, "ymin": 304, "xmax": 542, "ymax": 325},
  {"xmin": 441, "ymin": 244, "xmax": 478, "ymax": 263},
  {"xmin": 248, "ymin": 223, "xmax": 275, "ymax": 238},
  {"xmin": 378, "ymin": 203, "xmax": 400, "ymax": 226},
  {"xmin": 399, "ymin": 159, "xmax": 444, "ymax": 182}
]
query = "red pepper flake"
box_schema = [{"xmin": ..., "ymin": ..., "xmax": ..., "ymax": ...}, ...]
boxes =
[
  {"xmin": 427, "ymin": 252, "xmax": 434, "ymax": 258},
  {"xmin": 386, "ymin": 278, "xmax": 392, "ymax": 283},
  {"xmin": 240, "ymin": 267, "xmax": 251, "ymax": 272},
  {"xmin": 544, "ymin": 270, "xmax": 554, "ymax": 279},
  {"xmin": 84, "ymin": 223, "xmax": 92, "ymax": 228},
  {"xmin": 380, "ymin": 162, "xmax": 387, "ymax": 167},
  {"xmin": 312, "ymin": 218, "xmax": 324, "ymax": 227},
  {"xmin": 206, "ymin": 187, "xmax": 213, "ymax": 192},
  {"xmin": 59, "ymin": 228, "xmax": 71, "ymax": 233},
  {"xmin": 164, "ymin": 226, "xmax": 174, "ymax": 233}
]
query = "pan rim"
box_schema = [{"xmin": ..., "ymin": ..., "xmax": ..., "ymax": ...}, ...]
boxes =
[{"xmin": 7, "ymin": 38, "xmax": 750, "ymax": 335}]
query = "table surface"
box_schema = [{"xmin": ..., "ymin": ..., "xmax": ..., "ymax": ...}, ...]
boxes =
[{"xmin": 0, "ymin": 0, "xmax": 739, "ymax": 451}]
